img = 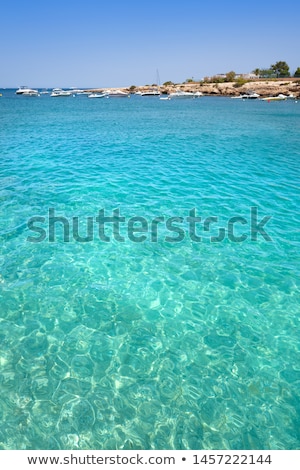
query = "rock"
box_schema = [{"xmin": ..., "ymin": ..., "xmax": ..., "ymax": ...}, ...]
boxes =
[{"xmin": 86, "ymin": 79, "xmax": 300, "ymax": 98}]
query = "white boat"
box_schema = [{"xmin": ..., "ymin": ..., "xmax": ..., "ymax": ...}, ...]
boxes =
[
  {"xmin": 168, "ymin": 90, "xmax": 196, "ymax": 99},
  {"xmin": 261, "ymin": 94, "xmax": 287, "ymax": 101},
  {"xmin": 243, "ymin": 92, "xmax": 260, "ymax": 99},
  {"xmin": 140, "ymin": 88, "xmax": 160, "ymax": 96},
  {"xmin": 88, "ymin": 93, "xmax": 108, "ymax": 99},
  {"xmin": 141, "ymin": 70, "xmax": 161, "ymax": 96},
  {"xmin": 22, "ymin": 90, "xmax": 40, "ymax": 96},
  {"xmin": 71, "ymin": 89, "xmax": 86, "ymax": 94},
  {"xmin": 16, "ymin": 86, "xmax": 39, "ymax": 96},
  {"xmin": 50, "ymin": 88, "xmax": 74, "ymax": 97},
  {"xmin": 232, "ymin": 91, "xmax": 260, "ymax": 99},
  {"xmin": 106, "ymin": 89, "xmax": 130, "ymax": 98}
]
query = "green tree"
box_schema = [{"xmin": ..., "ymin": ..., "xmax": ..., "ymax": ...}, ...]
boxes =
[
  {"xmin": 294, "ymin": 67, "xmax": 300, "ymax": 77},
  {"xmin": 225, "ymin": 71, "xmax": 236, "ymax": 82},
  {"xmin": 234, "ymin": 77, "xmax": 248, "ymax": 87},
  {"xmin": 271, "ymin": 61, "xmax": 290, "ymax": 77},
  {"xmin": 252, "ymin": 68, "xmax": 261, "ymax": 77},
  {"xmin": 259, "ymin": 68, "xmax": 275, "ymax": 78},
  {"xmin": 210, "ymin": 75, "xmax": 225, "ymax": 83}
]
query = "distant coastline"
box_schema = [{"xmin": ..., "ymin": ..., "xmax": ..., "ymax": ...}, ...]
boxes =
[
  {"xmin": 87, "ymin": 78, "xmax": 300, "ymax": 98},
  {"xmin": 2, "ymin": 78, "xmax": 299, "ymax": 99}
]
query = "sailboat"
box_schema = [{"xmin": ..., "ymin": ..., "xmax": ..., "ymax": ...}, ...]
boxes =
[
  {"xmin": 141, "ymin": 88, "xmax": 160, "ymax": 96},
  {"xmin": 141, "ymin": 70, "xmax": 161, "ymax": 96}
]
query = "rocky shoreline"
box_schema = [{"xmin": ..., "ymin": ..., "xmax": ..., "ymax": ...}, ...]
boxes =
[
  {"xmin": 88, "ymin": 79, "xmax": 300, "ymax": 98},
  {"xmin": 180, "ymin": 79, "xmax": 300, "ymax": 98}
]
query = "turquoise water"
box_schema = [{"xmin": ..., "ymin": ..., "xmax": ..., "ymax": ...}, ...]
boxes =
[{"xmin": 0, "ymin": 91, "xmax": 299, "ymax": 450}]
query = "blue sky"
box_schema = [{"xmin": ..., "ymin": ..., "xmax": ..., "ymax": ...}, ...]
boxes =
[{"xmin": 1, "ymin": 0, "xmax": 299, "ymax": 88}]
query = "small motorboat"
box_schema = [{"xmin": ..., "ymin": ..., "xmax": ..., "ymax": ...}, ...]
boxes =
[
  {"xmin": 105, "ymin": 89, "xmax": 130, "ymax": 98},
  {"xmin": 168, "ymin": 90, "xmax": 196, "ymax": 99},
  {"xmin": 88, "ymin": 93, "xmax": 108, "ymax": 98},
  {"xmin": 50, "ymin": 88, "xmax": 73, "ymax": 97},
  {"xmin": 232, "ymin": 91, "xmax": 260, "ymax": 99},
  {"xmin": 261, "ymin": 94, "xmax": 287, "ymax": 101}
]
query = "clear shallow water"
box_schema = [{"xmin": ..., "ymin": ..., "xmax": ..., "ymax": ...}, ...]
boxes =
[{"xmin": 0, "ymin": 91, "xmax": 299, "ymax": 449}]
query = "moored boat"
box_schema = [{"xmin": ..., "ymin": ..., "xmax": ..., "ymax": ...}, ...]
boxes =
[
  {"xmin": 140, "ymin": 88, "xmax": 160, "ymax": 96},
  {"xmin": 261, "ymin": 94, "xmax": 287, "ymax": 101},
  {"xmin": 105, "ymin": 89, "xmax": 130, "ymax": 98},
  {"xmin": 16, "ymin": 86, "xmax": 39, "ymax": 96},
  {"xmin": 88, "ymin": 93, "xmax": 108, "ymax": 99},
  {"xmin": 168, "ymin": 90, "xmax": 196, "ymax": 99},
  {"xmin": 50, "ymin": 88, "xmax": 74, "ymax": 97},
  {"xmin": 232, "ymin": 91, "xmax": 260, "ymax": 99}
]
